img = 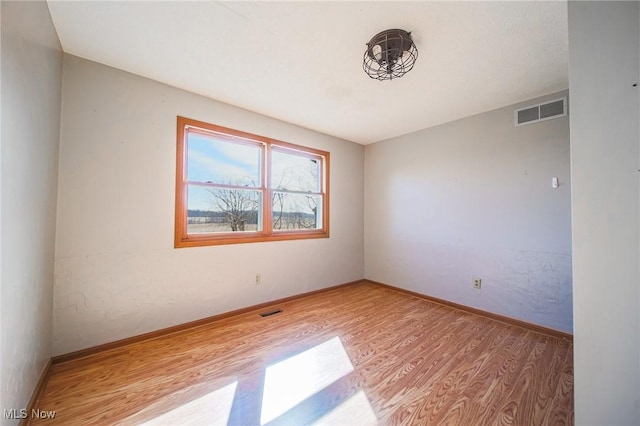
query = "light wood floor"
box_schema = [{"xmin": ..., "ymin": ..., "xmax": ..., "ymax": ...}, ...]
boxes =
[{"xmin": 32, "ymin": 282, "xmax": 573, "ymax": 425}]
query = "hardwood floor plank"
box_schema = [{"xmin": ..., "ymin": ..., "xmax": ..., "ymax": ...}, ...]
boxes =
[
  {"xmin": 546, "ymin": 355, "xmax": 575, "ymax": 426},
  {"xmin": 31, "ymin": 283, "xmax": 573, "ymax": 425},
  {"xmin": 530, "ymin": 339, "xmax": 571, "ymax": 424}
]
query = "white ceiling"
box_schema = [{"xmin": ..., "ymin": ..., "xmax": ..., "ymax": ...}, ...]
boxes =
[{"xmin": 47, "ymin": 1, "xmax": 568, "ymax": 145}]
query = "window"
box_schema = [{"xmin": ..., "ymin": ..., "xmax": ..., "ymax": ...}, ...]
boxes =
[{"xmin": 175, "ymin": 116, "xmax": 330, "ymax": 247}]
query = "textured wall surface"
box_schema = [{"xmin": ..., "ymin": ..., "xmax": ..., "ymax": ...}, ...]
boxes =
[
  {"xmin": 569, "ymin": 2, "xmax": 640, "ymax": 424},
  {"xmin": 53, "ymin": 55, "xmax": 364, "ymax": 355},
  {"xmin": 365, "ymin": 91, "xmax": 573, "ymax": 332},
  {"xmin": 1, "ymin": 1, "xmax": 62, "ymax": 421}
]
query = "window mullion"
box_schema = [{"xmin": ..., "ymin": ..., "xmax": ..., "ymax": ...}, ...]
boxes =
[{"xmin": 263, "ymin": 143, "xmax": 272, "ymax": 235}]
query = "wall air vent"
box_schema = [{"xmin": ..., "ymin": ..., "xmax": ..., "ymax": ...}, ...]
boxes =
[{"xmin": 515, "ymin": 97, "xmax": 567, "ymax": 126}]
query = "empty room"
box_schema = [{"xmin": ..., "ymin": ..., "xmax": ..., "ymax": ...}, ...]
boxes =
[{"xmin": 2, "ymin": 1, "xmax": 638, "ymax": 425}]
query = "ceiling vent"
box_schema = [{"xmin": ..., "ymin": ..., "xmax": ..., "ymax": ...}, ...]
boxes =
[{"xmin": 515, "ymin": 97, "xmax": 567, "ymax": 126}]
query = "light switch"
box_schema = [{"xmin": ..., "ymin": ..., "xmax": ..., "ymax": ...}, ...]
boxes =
[{"xmin": 552, "ymin": 177, "xmax": 559, "ymax": 188}]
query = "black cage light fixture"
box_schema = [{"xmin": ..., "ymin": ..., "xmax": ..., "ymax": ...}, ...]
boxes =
[{"xmin": 363, "ymin": 29, "xmax": 418, "ymax": 81}]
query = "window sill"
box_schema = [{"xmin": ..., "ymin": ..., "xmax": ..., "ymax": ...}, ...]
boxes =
[{"xmin": 174, "ymin": 230, "xmax": 330, "ymax": 248}]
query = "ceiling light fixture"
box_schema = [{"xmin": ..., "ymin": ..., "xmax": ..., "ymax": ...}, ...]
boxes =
[{"xmin": 363, "ymin": 29, "xmax": 418, "ymax": 81}]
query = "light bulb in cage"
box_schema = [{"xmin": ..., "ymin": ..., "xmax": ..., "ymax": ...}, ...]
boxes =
[{"xmin": 363, "ymin": 29, "xmax": 418, "ymax": 81}]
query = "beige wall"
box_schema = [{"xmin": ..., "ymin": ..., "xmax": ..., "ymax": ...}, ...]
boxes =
[
  {"xmin": 365, "ymin": 91, "xmax": 572, "ymax": 332},
  {"xmin": 569, "ymin": 2, "xmax": 640, "ymax": 424},
  {"xmin": 53, "ymin": 55, "xmax": 364, "ymax": 355},
  {"xmin": 1, "ymin": 1, "xmax": 62, "ymax": 420}
]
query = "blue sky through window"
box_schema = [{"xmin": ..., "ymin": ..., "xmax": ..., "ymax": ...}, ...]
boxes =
[{"xmin": 187, "ymin": 133, "xmax": 261, "ymax": 186}]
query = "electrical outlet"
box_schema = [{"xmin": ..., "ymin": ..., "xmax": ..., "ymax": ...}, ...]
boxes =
[
  {"xmin": 473, "ymin": 278, "xmax": 482, "ymax": 289},
  {"xmin": 255, "ymin": 274, "xmax": 262, "ymax": 285}
]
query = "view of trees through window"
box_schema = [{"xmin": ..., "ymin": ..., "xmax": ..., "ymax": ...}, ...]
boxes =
[{"xmin": 175, "ymin": 117, "xmax": 329, "ymax": 247}]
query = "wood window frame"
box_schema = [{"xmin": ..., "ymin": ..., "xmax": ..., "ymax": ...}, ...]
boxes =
[{"xmin": 175, "ymin": 116, "xmax": 330, "ymax": 248}]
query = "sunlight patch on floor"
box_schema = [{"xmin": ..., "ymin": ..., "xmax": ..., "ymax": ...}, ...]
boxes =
[
  {"xmin": 140, "ymin": 380, "xmax": 238, "ymax": 426},
  {"xmin": 312, "ymin": 390, "xmax": 378, "ymax": 426},
  {"xmin": 260, "ymin": 336, "xmax": 354, "ymax": 425}
]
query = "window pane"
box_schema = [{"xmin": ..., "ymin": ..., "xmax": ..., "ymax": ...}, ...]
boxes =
[
  {"xmin": 272, "ymin": 192, "xmax": 322, "ymax": 230},
  {"xmin": 271, "ymin": 150, "xmax": 320, "ymax": 192},
  {"xmin": 187, "ymin": 132, "xmax": 261, "ymax": 186},
  {"xmin": 187, "ymin": 185, "xmax": 262, "ymax": 233}
]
